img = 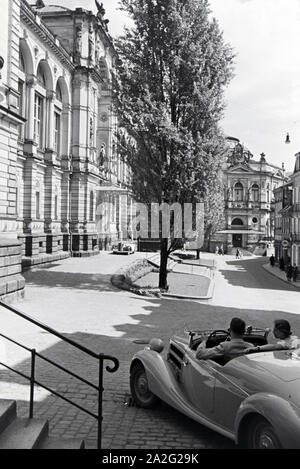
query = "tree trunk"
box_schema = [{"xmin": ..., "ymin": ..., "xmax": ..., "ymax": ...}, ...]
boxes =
[{"xmin": 159, "ymin": 238, "xmax": 169, "ymax": 290}]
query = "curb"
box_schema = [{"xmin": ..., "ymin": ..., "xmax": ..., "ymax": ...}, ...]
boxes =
[{"xmin": 262, "ymin": 264, "xmax": 300, "ymax": 290}]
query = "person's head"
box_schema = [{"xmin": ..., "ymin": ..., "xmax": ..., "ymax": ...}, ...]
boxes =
[
  {"xmin": 229, "ymin": 317, "xmax": 246, "ymax": 338},
  {"xmin": 273, "ymin": 319, "xmax": 292, "ymax": 340}
]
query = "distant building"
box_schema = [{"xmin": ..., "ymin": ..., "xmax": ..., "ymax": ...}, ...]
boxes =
[
  {"xmin": 274, "ymin": 181, "xmax": 293, "ymax": 264},
  {"xmin": 290, "ymin": 152, "xmax": 300, "ymax": 266},
  {"xmin": 211, "ymin": 137, "xmax": 286, "ymax": 254}
]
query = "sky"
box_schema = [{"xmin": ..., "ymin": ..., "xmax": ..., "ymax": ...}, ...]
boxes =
[{"xmin": 44, "ymin": 0, "xmax": 300, "ymax": 172}]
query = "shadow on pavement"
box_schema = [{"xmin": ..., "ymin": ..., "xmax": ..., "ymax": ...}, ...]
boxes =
[
  {"xmin": 219, "ymin": 257, "xmax": 300, "ymax": 291},
  {"xmin": 23, "ymin": 270, "xmax": 120, "ymax": 293}
]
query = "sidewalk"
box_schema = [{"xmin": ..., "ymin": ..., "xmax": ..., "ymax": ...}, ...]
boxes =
[{"xmin": 263, "ymin": 263, "xmax": 300, "ymax": 290}]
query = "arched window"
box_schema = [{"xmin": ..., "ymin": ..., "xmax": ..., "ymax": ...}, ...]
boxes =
[
  {"xmin": 89, "ymin": 191, "xmax": 94, "ymax": 222},
  {"xmin": 19, "ymin": 51, "xmax": 25, "ymax": 73},
  {"xmin": 54, "ymin": 77, "xmax": 70, "ymax": 157},
  {"xmin": 232, "ymin": 218, "xmax": 244, "ymax": 226},
  {"xmin": 54, "ymin": 84, "xmax": 62, "ymax": 155},
  {"xmin": 234, "ymin": 182, "xmax": 244, "ymax": 202},
  {"xmin": 56, "ymin": 82, "xmax": 62, "ymax": 102},
  {"xmin": 18, "ymin": 50, "xmax": 26, "ymax": 139},
  {"xmin": 37, "ymin": 65, "xmax": 46, "ymax": 88},
  {"xmin": 34, "ymin": 64, "xmax": 47, "ymax": 150},
  {"xmin": 34, "ymin": 93, "xmax": 44, "ymax": 149},
  {"xmin": 252, "ymin": 184, "xmax": 259, "ymax": 202}
]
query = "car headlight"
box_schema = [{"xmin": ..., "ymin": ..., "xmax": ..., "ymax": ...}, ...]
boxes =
[{"xmin": 149, "ymin": 338, "xmax": 165, "ymax": 353}]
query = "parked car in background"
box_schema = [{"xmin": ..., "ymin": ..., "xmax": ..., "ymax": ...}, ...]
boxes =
[{"xmin": 112, "ymin": 243, "xmax": 136, "ymax": 255}]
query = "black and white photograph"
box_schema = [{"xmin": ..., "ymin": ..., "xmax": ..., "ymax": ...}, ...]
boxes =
[{"xmin": 0, "ymin": 0, "xmax": 300, "ymax": 456}]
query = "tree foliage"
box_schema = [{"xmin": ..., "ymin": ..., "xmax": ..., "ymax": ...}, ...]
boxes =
[{"xmin": 114, "ymin": 0, "xmax": 234, "ymax": 287}]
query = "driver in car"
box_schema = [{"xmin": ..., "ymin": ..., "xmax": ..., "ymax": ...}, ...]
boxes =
[{"xmin": 196, "ymin": 317, "xmax": 255, "ymax": 362}]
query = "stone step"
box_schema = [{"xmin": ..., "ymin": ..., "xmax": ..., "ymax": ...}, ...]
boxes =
[
  {"xmin": 0, "ymin": 418, "xmax": 49, "ymax": 449},
  {"xmin": 0, "ymin": 400, "xmax": 16, "ymax": 434},
  {"xmin": 38, "ymin": 437, "xmax": 85, "ymax": 450}
]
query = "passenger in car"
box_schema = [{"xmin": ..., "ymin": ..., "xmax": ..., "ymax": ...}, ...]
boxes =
[
  {"xmin": 196, "ymin": 317, "xmax": 255, "ymax": 362},
  {"xmin": 246, "ymin": 320, "xmax": 300, "ymax": 354},
  {"xmin": 273, "ymin": 319, "xmax": 300, "ymax": 349}
]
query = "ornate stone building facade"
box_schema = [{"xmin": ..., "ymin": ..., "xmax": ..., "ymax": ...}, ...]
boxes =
[
  {"xmin": 0, "ymin": 0, "xmax": 134, "ymax": 297},
  {"xmin": 272, "ymin": 153, "xmax": 300, "ymax": 268},
  {"xmin": 274, "ymin": 180, "xmax": 293, "ymax": 264},
  {"xmin": 211, "ymin": 137, "xmax": 286, "ymax": 254},
  {"xmin": 290, "ymin": 152, "xmax": 300, "ymax": 266}
]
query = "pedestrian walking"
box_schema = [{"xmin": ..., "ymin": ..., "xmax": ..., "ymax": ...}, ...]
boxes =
[
  {"xmin": 270, "ymin": 255, "xmax": 275, "ymax": 267},
  {"xmin": 286, "ymin": 264, "xmax": 293, "ymax": 282},
  {"xmin": 279, "ymin": 257, "xmax": 285, "ymax": 271},
  {"xmin": 292, "ymin": 264, "xmax": 299, "ymax": 282},
  {"xmin": 220, "ymin": 244, "xmax": 224, "ymax": 256},
  {"xmin": 236, "ymin": 248, "xmax": 240, "ymax": 259},
  {"xmin": 215, "ymin": 245, "xmax": 219, "ymax": 255}
]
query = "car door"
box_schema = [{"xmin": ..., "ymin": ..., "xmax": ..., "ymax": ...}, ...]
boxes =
[
  {"xmin": 180, "ymin": 350, "xmax": 216, "ymax": 417},
  {"xmin": 211, "ymin": 360, "xmax": 249, "ymax": 431}
]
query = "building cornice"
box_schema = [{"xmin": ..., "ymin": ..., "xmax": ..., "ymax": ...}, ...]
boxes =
[{"xmin": 21, "ymin": 0, "xmax": 75, "ymax": 73}]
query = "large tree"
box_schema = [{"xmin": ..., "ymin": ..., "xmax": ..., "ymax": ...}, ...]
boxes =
[{"xmin": 114, "ymin": 0, "xmax": 234, "ymax": 289}]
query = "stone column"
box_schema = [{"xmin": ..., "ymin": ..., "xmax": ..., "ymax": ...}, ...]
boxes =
[
  {"xmin": 61, "ymin": 103, "xmax": 71, "ymax": 157},
  {"xmin": 46, "ymin": 90, "xmax": 55, "ymax": 150},
  {"xmin": 25, "ymin": 76, "xmax": 36, "ymax": 142},
  {"xmin": 61, "ymin": 171, "xmax": 70, "ymax": 233}
]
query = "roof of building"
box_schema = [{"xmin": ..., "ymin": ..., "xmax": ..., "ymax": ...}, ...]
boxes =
[{"xmin": 38, "ymin": 5, "xmax": 72, "ymax": 14}]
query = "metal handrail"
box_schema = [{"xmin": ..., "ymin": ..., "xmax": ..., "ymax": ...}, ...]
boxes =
[{"xmin": 0, "ymin": 301, "xmax": 119, "ymax": 449}]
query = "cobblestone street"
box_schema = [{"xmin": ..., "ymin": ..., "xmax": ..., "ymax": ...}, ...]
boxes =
[{"xmin": 0, "ymin": 252, "xmax": 299, "ymax": 449}]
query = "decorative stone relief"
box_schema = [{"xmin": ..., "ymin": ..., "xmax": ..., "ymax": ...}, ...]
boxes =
[
  {"xmin": 75, "ymin": 24, "xmax": 83, "ymax": 63},
  {"xmin": 95, "ymin": 35, "xmax": 101, "ymax": 65},
  {"xmin": 100, "ymin": 112, "xmax": 108, "ymax": 122},
  {"xmin": 89, "ymin": 24, "xmax": 95, "ymax": 64},
  {"xmin": 99, "ymin": 143, "xmax": 106, "ymax": 167}
]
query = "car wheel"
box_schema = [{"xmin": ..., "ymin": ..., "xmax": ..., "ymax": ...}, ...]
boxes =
[
  {"xmin": 247, "ymin": 416, "xmax": 282, "ymax": 449},
  {"xmin": 130, "ymin": 363, "xmax": 159, "ymax": 408}
]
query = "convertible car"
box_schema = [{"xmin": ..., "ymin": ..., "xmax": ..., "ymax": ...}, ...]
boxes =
[{"xmin": 130, "ymin": 327, "xmax": 300, "ymax": 449}]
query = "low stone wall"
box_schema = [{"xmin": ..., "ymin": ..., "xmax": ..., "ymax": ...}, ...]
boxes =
[
  {"xmin": 0, "ymin": 239, "xmax": 25, "ymax": 300},
  {"xmin": 22, "ymin": 252, "xmax": 70, "ymax": 271},
  {"xmin": 111, "ymin": 259, "xmax": 156, "ymax": 294}
]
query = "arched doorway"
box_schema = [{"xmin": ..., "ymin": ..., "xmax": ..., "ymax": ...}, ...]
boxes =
[{"xmin": 231, "ymin": 218, "xmax": 244, "ymax": 248}]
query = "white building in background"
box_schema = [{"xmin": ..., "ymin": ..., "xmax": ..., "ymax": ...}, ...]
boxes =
[{"xmin": 211, "ymin": 137, "xmax": 286, "ymax": 254}]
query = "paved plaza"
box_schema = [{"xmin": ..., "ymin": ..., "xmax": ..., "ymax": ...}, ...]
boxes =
[{"xmin": 0, "ymin": 252, "xmax": 300, "ymax": 449}]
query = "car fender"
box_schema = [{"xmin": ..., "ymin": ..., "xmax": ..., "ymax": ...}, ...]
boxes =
[
  {"xmin": 131, "ymin": 349, "xmax": 190, "ymax": 409},
  {"xmin": 130, "ymin": 349, "xmax": 235, "ymax": 441},
  {"xmin": 235, "ymin": 392, "xmax": 300, "ymax": 449}
]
